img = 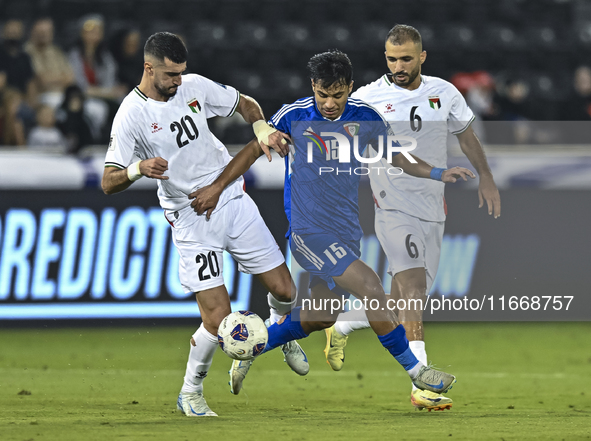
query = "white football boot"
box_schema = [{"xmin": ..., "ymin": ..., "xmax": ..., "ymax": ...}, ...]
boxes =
[
  {"xmin": 229, "ymin": 359, "xmax": 253, "ymax": 395},
  {"xmin": 176, "ymin": 392, "xmax": 218, "ymax": 417},
  {"xmin": 263, "ymin": 318, "xmax": 309, "ymax": 376},
  {"xmin": 281, "ymin": 340, "xmax": 309, "ymax": 375}
]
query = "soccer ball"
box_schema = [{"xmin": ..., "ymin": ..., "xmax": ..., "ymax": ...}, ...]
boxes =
[{"xmin": 217, "ymin": 311, "xmax": 268, "ymax": 360}]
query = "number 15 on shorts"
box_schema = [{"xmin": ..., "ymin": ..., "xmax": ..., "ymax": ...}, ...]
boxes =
[{"xmin": 324, "ymin": 243, "xmax": 347, "ymax": 265}]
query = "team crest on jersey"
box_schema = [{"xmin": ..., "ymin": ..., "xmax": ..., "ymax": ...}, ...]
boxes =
[
  {"xmin": 343, "ymin": 122, "xmax": 360, "ymax": 137},
  {"xmin": 187, "ymin": 98, "xmax": 201, "ymax": 114},
  {"xmin": 151, "ymin": 122, "xmax": 162, "ymax": 133},
  {"xmin": 384, "ymin": 103, "xmax": 396, "ymax": 113},
  {"xmin": 428, "ymin": 96, "xmax": 442, "ymax": 110}
]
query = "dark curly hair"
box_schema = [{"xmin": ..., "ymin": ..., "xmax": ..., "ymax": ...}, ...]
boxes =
[{"xmin": 307, "ymin": 49, "xmax": 353, "ymax": 89}]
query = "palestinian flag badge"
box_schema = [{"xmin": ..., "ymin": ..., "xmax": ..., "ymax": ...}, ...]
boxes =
[
  {"xmin": 188, "ymin": 98, "xmax": 201, "ymax": 114},
  {"xmin": 428, "ymin": 96, "xmax": 441, "ymax": 110}
]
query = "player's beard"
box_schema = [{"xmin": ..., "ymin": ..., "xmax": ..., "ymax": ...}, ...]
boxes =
[
  {"xmin": 392, "ymin": 63, "xmax": 420, "ymax": 87},
  {"xmin": 155, "ymin": 83, "xmax": 178, "ymax": 98}
]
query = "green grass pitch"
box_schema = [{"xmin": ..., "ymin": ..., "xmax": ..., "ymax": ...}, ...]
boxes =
[{"xmin": 1, "ymin": 322, "xmax": 590, "ymax": 440}]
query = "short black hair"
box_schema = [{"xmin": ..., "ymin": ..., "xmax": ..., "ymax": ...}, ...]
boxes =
[
  {"xmin": 144, "ymin": 32, "xmax": 187, "ymax": 64},
  {"xmin": 386, "ymin": 24, "xmax": 422, "ymax": 50},
  {"xmin": 307, "ymin": 49, "xmax": 353, "ymax": 89}
]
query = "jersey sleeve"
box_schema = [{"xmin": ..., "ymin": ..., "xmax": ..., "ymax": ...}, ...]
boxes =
[
  {"xmin": 448, "ymin": 85, "xmax": 475, "ymax": 134},
  {"xmin": 104, "ymin": 106, "xmax": 138, "ymax": 169},
  {"xmin": 197, "ymin": 75, "xmax": 241, "ymax": 119},
  {"xmin": 269, "ymin": 105, "xmax": 294, "ymax": 136}
]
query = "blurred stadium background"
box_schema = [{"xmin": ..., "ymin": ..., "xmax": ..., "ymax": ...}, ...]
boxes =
[
  {"xmin": 1, "ymin": 1, "xmax": 591, "ymax": 439},
  {"xmin": 1, "ymin": 0, "xmax": 590, "ymax": 323}
]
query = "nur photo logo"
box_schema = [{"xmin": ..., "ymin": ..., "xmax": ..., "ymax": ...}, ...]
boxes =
[{"xmin": 301, "ymin": 124, "xmax": 417, "ymax": 176}]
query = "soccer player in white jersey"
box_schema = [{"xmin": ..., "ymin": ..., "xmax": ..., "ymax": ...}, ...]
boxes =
[
  {"xmin": 101, "ymin": 32, "xmax": 309, "ymax": 417},
  {"xmin": 324, "ymin": 24, "xmax": 501, "ymax": 412}
]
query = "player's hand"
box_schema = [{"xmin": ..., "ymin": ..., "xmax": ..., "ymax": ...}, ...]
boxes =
[
  {"xmin": 253, "ymin": 120, "xmax": 290, "ymax": 161},
  {"xmin": 188, "ymin": 183, "xmax": 222, "ymax": 220},
  {"xmin": 260, "ymin": 130, "xmax": 291, "ymax": 161},
  {"xmin": 139, "ymin": 157, "xmax": 169, "ymax": 180},
  {"xmin": 441, "ymin": 166, "xmax": 476, "ymax": 183},
  {"xmin": 478, "ymin": 174, "xmax": 501, "ymax": 218}
]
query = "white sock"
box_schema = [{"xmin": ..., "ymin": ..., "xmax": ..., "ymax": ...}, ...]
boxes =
[
  {"xmin": 267, "ymin": 292, "xmax": 296, "ymax": 325},
  {"xmin": 334, "ymin": 309, "xmax": 370, "ymax": 336},
  {"xmin": 181, "ymin": 324, "xmax": 218, "ymax": 394},
  {"xmin": 269, "ymin": 309, "xmax": 282, "ymax": 325},
  {"xmin": 407, "ymin": 360, "xmax": 425, "ymax": 379},
  {"xmin": 409, "ymin": 340, "xmax": 427, "ymax": 391}
]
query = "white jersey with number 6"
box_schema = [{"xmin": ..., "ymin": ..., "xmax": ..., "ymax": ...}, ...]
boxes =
[
  {"xmin": 105, "ymin": 74, "xmax": 243, "ymax": 212},
  {"xmin": 352, "ymin": 74, "xmax": 474, "ymax": 221}
]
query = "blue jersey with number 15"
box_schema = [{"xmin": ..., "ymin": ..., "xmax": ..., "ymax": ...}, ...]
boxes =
[{"xmin": 269, "ymin": 96, "xmax": 396, "ymax": 242}]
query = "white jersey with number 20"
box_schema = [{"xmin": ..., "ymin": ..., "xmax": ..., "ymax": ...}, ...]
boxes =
[{"xmin": 105, "ymin": 74, "xmax": 243, "ymax": 212}]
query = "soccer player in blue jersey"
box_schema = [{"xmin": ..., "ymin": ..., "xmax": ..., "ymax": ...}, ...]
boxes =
[{"xmin": 191, "ymin": 50, "xmax": 474, "ymax": 397}]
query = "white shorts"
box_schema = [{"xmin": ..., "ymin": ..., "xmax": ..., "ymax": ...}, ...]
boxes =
[
  {"xmin": 375, "ymin": 208, "xmax": 444, "ymax": 293},
  {"xmin": 165, "ymin": 194, "xmax": 284, "ymax": 293}
]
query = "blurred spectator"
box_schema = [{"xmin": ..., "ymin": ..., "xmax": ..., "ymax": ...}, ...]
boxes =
[
  {"xmin": 560, "ymin": 66, "xmax": 591, "ymax": 121},
  {"xmin": 0, "ymin": 19, "xmax": 37, "ymax": 107},
  {"xmin": 110, "ymin": 28, "xmax": 143, "ymax": 92},
  {"xmin": 68, "ymin": 15, "xmax": 126, "ymax": 101},
  {"xmin": 55, "ymin": 85, "xmax": 95, "ymax": 154},
  {"xmin": 68, "ymin": 15, "xmax": 127, "ymax": 141},
  {"xmin": 0, "ymin": 19, "xmax": 38, "ymax": 132},
  {"xmin": 449, "ymin": 71, "xmax": 495, "ymax": 142},
  {"xmin": 25, "ymin": 17, "xmax": 75, "ymax": 109},
  {"xmin": 457, "ymin": 71, "xmax": 497, "ymax": 121},
  {"xmin": 0, "ymin": 87, "xmax": 26, "ymax": 146},
  {"xmin": 496, "ymin": 79, "xmax": 540, "ymax": 121},
  {"xmin": 27, "ymin": 104, "xmax": 66, "ymax": 147}
]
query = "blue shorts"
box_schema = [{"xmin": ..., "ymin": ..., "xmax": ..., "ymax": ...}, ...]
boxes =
[{"xmin": 290, "ymin": 231, "xmax": 360, "ymax": 292}]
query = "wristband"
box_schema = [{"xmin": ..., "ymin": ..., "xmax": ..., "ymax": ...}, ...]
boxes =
[
  {"xmin": 430, "ymin": 167, "xmax": 445, "ymax": 181},
  {"xmin": 252, "ymin": 120, "xmax": 287, "ymax": 145},
  {"xmin": 127, "ymin": 160, "xmax": 143, "ymax": 182}
]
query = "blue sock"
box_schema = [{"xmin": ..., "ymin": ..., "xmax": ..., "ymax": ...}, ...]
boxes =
[
  {"xmin": 377, "ymin": 325, "xmax": 419, "ymax": 371},
  {"xmin": 262, "ymin": 307, "xmax": 308, "ymax": 354}
]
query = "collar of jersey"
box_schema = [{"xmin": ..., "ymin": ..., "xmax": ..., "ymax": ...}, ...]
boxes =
[
  {"xmin": 134, "ymin": 86, "xmax": 177, "ymax": 105},
  {"xmin": 134, "ymin": 87, "xmax": 148, "ymax": 101}
]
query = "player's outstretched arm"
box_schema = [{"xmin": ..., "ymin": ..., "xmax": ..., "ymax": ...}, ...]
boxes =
[
  {"xmin": 189, "ymin": 138, "xmax": 263, "ymax": 219},
  {"xmin": 235, "ymin": 94, "xmax": 290, "ymax": 161},
  {"xmin": 456, "ymin": 126, "xmax": 501, "ymax": 218},
  {"xmin": 101, "ymin": 157, "xmax": 169, "ymax": 195},
  {"xmin": 391, "ymin": 153, "xmax": 476, "ymax": 183}
]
